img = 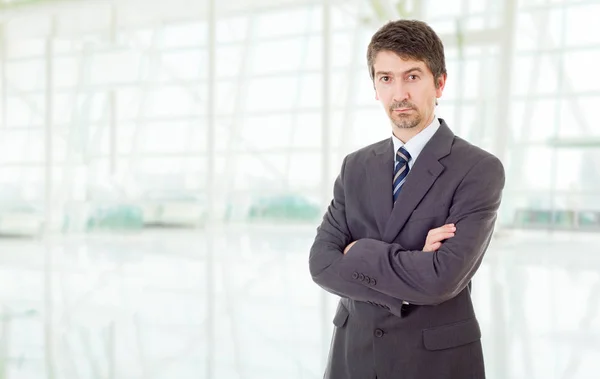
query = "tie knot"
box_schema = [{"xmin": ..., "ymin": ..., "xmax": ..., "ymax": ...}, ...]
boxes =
[{"xmin": 396, "ymin": 147, "xmax": 411, "ymax": 164}]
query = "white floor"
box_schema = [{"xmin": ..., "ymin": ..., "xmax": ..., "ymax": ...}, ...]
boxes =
[{"xmin": 0, "ymin": 225, "xmax": 599, "ymax": 379}]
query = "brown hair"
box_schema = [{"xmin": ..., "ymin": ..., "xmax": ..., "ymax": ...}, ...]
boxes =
[{"xmin": 367, "ymin": 20, "xmax": 446, "ymax": 88}]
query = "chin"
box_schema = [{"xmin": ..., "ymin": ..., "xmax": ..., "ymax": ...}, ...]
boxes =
[{"xmin": 391, "ymin": 116, "xmax": 420, "ymax": 129}]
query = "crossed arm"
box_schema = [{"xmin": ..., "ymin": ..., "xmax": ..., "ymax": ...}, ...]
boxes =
[{"xmin": 309, "ymin": 155, "xmax": 505, "ymax": 308}]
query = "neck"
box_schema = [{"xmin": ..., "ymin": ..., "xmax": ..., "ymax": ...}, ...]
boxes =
[{"xmin": 392, "ymin": 113, "xmax": 435, "ymax": 143}]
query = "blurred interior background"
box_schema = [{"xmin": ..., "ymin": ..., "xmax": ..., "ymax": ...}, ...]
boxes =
[{"xmin": 0, "ymin": 0, "xmax": 599, "ymax": 378}]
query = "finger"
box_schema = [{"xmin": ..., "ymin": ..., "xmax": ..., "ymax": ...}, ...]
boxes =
[
  {"xmin": 431, "ymin": 223, "xmax": 455, "ymax": 232},
  {"xmin": 428, "ymin": 227, "xmax": 444, "ymax": 236},
  {"xmin": 429, "ymin": 226, "xmax": 455, "ymax": 238},
  {"xmin": 426, "ymin": 234, "xmax": 454, "ymax": 248},
  {"xmin": 428, "ymin": 242, "xmax": 442, "ymax": 251},
  {"xmin": 430, "ymin": 232, "xmax": 455, "ymax": 243}
]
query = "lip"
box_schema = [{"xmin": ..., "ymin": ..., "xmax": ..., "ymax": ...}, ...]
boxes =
[{"xmin": 393, "ymin": 108, "xmax": 413, "ymax": 113}]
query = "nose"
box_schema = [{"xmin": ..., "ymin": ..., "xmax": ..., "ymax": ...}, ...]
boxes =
[{"xmin": 392, "ymin": 82, "xmax": 410, "ymax": 103}]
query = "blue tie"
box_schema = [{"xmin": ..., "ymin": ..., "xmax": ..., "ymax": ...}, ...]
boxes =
[{"xmin": 393, "ymin": 147, "xmax": 411, "ymax": 203}]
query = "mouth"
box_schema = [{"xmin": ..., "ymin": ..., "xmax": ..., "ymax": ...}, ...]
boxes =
[{"xmin": 393, "ymin": 108, "xmax": 414, "ymax": 113}]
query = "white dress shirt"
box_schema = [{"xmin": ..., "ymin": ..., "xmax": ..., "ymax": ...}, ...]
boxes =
[
  {"xmin": 391, "ymin": 116, "xmax": 441, "ymax": 169},
  {"xmin": 390, "ymin": 116, "xmax": 440, "ymax": 305}
]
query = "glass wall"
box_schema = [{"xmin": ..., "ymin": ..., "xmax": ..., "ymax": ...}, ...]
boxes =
[{"xmin": 0, "ymin": 0, "xmax": 599, "ymax": 378}]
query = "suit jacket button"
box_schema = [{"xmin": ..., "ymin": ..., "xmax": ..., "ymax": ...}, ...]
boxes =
[
  {"xmin": 374, "ymin": 329, "xmax": 384, "ymax": 338},
  {"xmin": 358, "ymin": 273, "xmax": 365, "ymax": 281},
  {"xmin": 352, "ymin": 272, "xmax": 359, "ymax": 280},
  {"xmin": 369, "ymin": 278, "xmax": 376, "ymax": 286}
]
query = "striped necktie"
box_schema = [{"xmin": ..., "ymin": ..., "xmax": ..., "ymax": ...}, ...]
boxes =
[{"xmin": 393, "ymin": 146, "xmax": 411, "ymax": 203}]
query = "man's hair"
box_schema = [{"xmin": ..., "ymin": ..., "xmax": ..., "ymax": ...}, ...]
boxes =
[{"xmin": 367, "ymin": 20, "xmax": 446, "ymax": 88}]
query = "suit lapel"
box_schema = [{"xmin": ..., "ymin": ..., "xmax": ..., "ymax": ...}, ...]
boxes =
[
  {"xmin": 366, "ymin": 139, "xmax": 394, "ymax": 237},
  {"xmin": 382, "ymin": 120, "xmax": 455, "ymax": 243}
]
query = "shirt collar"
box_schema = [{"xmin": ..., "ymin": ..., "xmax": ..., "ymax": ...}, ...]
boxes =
[{"xmin": 392, "ymin": 116, "xmax": 440, "ymax": 163}]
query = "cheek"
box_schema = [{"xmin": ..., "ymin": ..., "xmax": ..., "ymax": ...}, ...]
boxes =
[
  {"xmin": 380, "ymin": 90, "xmax": 395, "ymax": 105},
  {"xmin": 383, "ymin": 99, "xmax": 394, "ymax": 110},
  {"xmin": 414, "ymin": 90, "xmax": 436, "ymax": 108},
  {"xmin": 376, "ymin": 85, "xmax": 391, "ymax": 98},
  {"xmin": 376, "ymin": 93, "xmax": 390, "ymax": 107}
]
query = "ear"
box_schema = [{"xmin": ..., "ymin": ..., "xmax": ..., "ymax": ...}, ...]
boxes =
[
  {"xmin": 435, "ymin": 73, "xmax": 447, "ymax": 98},
  {"xmin": 373, "ymin": 83, "xmax": 379, "ymax": 100}
]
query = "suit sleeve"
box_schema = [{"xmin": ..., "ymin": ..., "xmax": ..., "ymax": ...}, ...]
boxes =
[
  {"xmin": 309, "ymin": 156, "xmax": 410, "ymax": 316},
  {"xmin": 334, "ymin": 155, "xmax": 505, "ymax": 305}
]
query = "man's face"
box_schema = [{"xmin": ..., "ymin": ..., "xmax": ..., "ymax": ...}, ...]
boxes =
[{"xmin": 372, "ymin": 50, "xmax": 446, "ymax": 133}]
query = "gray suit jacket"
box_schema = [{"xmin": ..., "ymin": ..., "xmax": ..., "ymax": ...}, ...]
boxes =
[{"xmin": 309, "ymin": 119, "xmax": 505, "ymax": 379}]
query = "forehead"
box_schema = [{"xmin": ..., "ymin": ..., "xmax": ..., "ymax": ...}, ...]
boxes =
[{"xmin": 373, "ymin": 50, "xmax": 430, "ymax": 74}]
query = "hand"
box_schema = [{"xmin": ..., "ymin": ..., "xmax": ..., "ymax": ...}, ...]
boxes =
[
  {"xmin": 422, "ymin": 224, "xmax": 456, "ymax": 252},
  {"xmin": 343, "ymin": 241, "xmax": 357, "ymax": 254}
]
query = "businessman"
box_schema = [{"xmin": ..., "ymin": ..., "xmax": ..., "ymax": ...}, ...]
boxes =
[{"xmin": 309, "ymin": 20, "xmax": 505, "ymax": 379}]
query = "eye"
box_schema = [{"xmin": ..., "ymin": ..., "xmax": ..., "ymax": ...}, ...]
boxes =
[
  {"xmin": 407, "ymin": 74, "xmax": 419, "ymax": 81},
  {"xmin": 380, "ymin": 76, "xmax": 391, "ymax": 82}
]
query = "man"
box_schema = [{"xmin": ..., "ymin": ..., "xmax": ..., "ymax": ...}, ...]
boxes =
[{"xmin": 308, "ymin": 20, "xmax": 505, "ymax": 379}]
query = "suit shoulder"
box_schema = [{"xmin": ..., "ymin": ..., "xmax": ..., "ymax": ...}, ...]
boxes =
[
  {"xmin": 344, "ymin": 138, "xmax": 390, "ymax": 163},
  {"xmin": 451, "ymin": 136, "xmax": 505, "ymax": 185},
  {"xmin": 451, "ymin": 136, "xmax": 503, "ymax": 168}
]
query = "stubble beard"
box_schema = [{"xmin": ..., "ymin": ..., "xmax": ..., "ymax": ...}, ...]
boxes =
[
  {"xmin": 391, "ymin": 112, "xmax": 422, "ymax": 129},
  {"xmin": 389, "ymin": 102, "xmax": 422, "ymax": 129}
]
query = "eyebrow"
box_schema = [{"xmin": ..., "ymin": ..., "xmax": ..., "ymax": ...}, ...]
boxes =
[{"xmin": 375, "ymin": 67, "xmax": 424, "ymax": 77}]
